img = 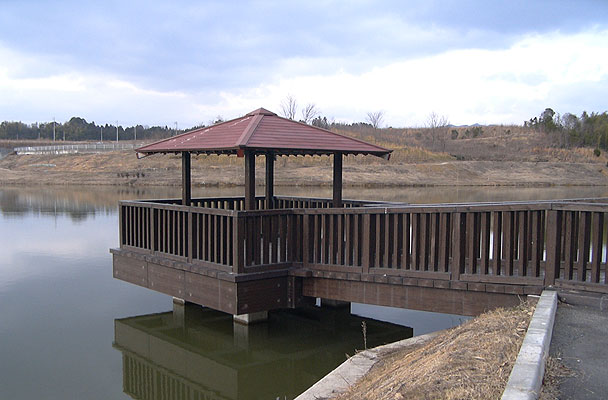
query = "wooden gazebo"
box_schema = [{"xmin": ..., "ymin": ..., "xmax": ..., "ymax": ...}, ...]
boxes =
[{"xmin": 136, "ymin": 108, "xmax": 391, "ymax": 209}]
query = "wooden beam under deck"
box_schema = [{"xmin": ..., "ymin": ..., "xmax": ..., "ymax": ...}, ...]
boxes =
[
  {"xmin": 112, "ymin": 250, "xmax": 290, "ymax": 315},
  {"xmin": 301, "ymin": 276, "xmax": 522, "ymax": 317}
]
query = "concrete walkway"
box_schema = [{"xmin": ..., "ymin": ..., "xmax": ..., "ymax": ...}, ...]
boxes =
[{"xmin": 548, "ymin": 292, "xmax": 608, "ymax": 400}]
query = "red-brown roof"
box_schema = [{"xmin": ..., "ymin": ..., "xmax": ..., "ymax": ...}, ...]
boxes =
[{"xmin": 136, "ymin": 108, "xmax": 392, "ymax": 158}]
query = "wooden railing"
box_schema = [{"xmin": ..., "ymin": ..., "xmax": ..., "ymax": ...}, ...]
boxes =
[
  {"xmin": 120, "ymin": 201, "xmax": 237, "ymax": 272},
  {"xmin": 547, "ymin": 203, "xmax": 608, "ymax": 292},
  {"xmin": 119, "ymin": 197, "xmax": 608, "ymax": 294},
  {"xmin": 140, "ymin": 195, "xmax": 387, "ymax": 210}
]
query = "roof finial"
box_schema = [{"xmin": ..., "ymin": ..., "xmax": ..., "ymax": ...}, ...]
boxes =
[{"xmin": 246, "ymin": 108, "xmax": 277, "ymax": 116}]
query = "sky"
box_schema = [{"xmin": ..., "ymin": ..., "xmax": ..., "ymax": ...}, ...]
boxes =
[{"xmin": 1, "ymin": 0, "xmax": 608, "ymax": 128}]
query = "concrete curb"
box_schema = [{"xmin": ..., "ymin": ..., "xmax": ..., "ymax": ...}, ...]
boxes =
[
  {"xmin": 294, "ymin": 331, "xmax": 441, "ymax": 400},
  {"xmin": 501, "ymin": 290, "xmax": 558, "ymax": 400}
]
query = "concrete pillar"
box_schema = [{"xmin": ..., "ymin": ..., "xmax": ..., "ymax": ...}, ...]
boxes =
[
  {"xmin": 233, "ymin": 311, "xmax": 268, "ymax": 325},
  {"xmin": 233, "ymin": 321, "xmax": 250, "ymax": 348},
  {"xmin": 172, "ymin": 297, "xmax": 199, "ymax": 327}
]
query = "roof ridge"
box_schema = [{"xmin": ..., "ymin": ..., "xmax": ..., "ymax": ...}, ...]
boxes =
[{"xmin": 236, "ymin": 114, "xmax": 264, "ymax": 146}]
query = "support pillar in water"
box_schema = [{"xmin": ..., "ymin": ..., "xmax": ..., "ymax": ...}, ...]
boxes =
[
  {"xmin": 172, "ymin": 297, "xmax": 200, "ymax": 327},
  {"xmin": 233, "ymin": 311, "xmax": 268, "ymax": 325}
]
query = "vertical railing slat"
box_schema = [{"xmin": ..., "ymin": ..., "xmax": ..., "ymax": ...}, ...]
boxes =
[{"xmin": 577, "ymin": 212, "xmax": 591, "ymax": 282}]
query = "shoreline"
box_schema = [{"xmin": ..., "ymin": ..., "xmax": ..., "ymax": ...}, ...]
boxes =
[{"xmin": 2, "ymin": 153, "xmax": 608, "ymax": 188}]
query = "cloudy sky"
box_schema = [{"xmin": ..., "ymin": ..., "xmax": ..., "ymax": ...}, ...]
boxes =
[{"xmin": 1, "ymin": 0, "xmax": 607, "ymax": 128}]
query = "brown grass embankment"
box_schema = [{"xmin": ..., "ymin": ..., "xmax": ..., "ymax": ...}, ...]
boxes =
[{"xmin": 335, "ymin": 302, "xmax": 535, "ymax": 400}]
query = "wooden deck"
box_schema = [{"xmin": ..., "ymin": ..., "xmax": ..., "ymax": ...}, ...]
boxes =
[{"xmin": 111, "ymin": 196, "xmax": 608, "ymax": 316}]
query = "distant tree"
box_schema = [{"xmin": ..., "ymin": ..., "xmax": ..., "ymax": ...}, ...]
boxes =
[
  {"xmin": 562, "ymin": 113, "xmax": 579, "ymax": 131},
  {"xmin": 366, "ymin": 111, "xmax": 384, "ymax": 129},
  {"xmin": 426, "ymin": 112, "xmax": 450, "ymax": 150},
  {"xmin": 301, "ymin": 103, "xmax": 319, "ymax": 124},
  {"xmin": 280, "ymin": 95, "xmax": 298, "ymax": 120},
  {"xmin": 540, "ymin": 108, "xmax": 557, "ymax": 132},
  {"xmin": 311, "ymin": 116, "xmax": 330, "ymax": 129}
]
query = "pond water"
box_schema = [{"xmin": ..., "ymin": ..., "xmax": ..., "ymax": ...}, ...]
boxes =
[{"xmin": 1, "ymin": 184, "xmax": 606, "ymax": 399}]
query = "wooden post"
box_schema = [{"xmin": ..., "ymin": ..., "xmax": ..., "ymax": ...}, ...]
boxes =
[
  {"xmin": 181, "ymin": 152, "xmax": 191, "ymax": 206},
  {"xmin": 265, "ymin": 152, "xmax": 274, "ymax": 209},
  {"xmin": 545, "ymin": 210, "xmax": 562, "ymax": 287},
  {"xmin": 451, "ymin": 212, "xmax": 465, "ymax": 281},
  {"xmin": 233, "ymin": 215, "xmax": 245, "ymax": 273},
  {"xmin": 361, "ymin": 214, "xmax": 371, "ymax": 274},
  {"xmin": 302, "ymin": 214, "xmax": 310, "ymax": 267},
  {"xmin": 333, "ymin": 152, "xmax": 342, "ymax": 208},
  {"xmin": 245, "ymin": 151, "xmax": 256, "ymax": 210}
]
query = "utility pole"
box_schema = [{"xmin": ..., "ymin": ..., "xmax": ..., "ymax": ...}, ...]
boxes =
[
  {"xmin": 116, "ymin": 121, "xmax": 119, "ymax": 142},
  {"xmin": 100, "ymin": 126, "xmax": 103, "ymax": 142},
  {"xmin": 174, "ymin": 121, "xmax": 178, "ymax": 136},
  {"xmin": 53, "ymin": 117, "xmax": 56, "ymax": 141},
  {"xmin": 134, "ymin": 125, "xmax": 137, "ymax": 141}
]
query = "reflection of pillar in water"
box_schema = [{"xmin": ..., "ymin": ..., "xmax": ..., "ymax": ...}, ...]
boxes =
[
  {"xmin": 233, "ymin": 320, "xmax": 250, "ymax": 349},
  {"xmin": 173, "ymin": 297, "xmax": 201, "ymax": 328}
]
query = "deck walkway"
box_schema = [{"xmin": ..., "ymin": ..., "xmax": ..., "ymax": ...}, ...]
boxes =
[{"xmin": 111, "ymin": 195, "xmax": 608, "ymax": 319}]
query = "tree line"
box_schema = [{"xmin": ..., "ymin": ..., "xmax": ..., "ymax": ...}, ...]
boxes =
[
  {"xmin": 526, "ymin": 108, "xmax": 608, "ymax": 150},
  {"xmin": 0, "ymin": 117, "xmax": 183, "ymax": 141}
]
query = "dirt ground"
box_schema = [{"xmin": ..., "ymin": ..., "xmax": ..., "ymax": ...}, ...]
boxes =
[{"xmin": 1, "ymin": 151, "xmax": 608, "ymax": 187}]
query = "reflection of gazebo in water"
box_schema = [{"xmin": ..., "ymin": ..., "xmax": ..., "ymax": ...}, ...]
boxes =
[
  {"xmin": 113, "ymin": 305, "xmax": 412, "ymax": 400},
  {"xmin": 135, "ymin": 107, "xmax": 391, "ymax": 209}
]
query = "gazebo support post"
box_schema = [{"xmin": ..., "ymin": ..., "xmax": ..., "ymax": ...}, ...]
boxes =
[
  {"xmin": 245, "ymin": 151, "xmax": 256, "ymax": 210},
  {"xmin": 333, "ymin": 152, "xmax": 343, "ymax": 208},
  {"xmin": 182, "ymin": 151, "xmax": 191, "ymax": 206},
  {"xmin": 265, "ymin": 152, "xmax": 275, "ymax": 209}
]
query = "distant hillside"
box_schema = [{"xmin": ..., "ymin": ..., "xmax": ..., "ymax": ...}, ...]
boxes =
[{"xmin": 330, "ymin": 124, "xmax": 608, "ymax": 164}]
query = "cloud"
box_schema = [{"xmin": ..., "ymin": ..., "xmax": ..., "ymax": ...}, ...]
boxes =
[
  {"xmin": 220, "ymin": 28, "xmax": 608, "ymax": 126},
  {"xmin": 1, "ymin": 24, "xmax": 607, "ymax": 127}
]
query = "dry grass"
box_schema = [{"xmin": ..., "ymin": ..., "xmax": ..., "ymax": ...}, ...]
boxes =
[
  {"xmin": 335, "ymin": 302, "xmax": 535, "ymax": 400},
  {"xmin": 540, "ymin": 355, "xmax": 574, "ymax": 400}
]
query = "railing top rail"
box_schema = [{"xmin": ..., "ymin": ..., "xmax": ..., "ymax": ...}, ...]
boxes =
[
  {"xmin": 551, "ymin": 202, "xmax": 608, "ymax": 212},
  {"xmin": 119, "ymin": 200, "xmax": 236, "ymax": 216},
  {"xmin": 121, "ymin": 196, "xmax": 608, "ymax": 214}
]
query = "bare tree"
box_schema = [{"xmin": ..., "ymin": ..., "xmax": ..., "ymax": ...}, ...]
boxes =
[
  {"xmin": 280, "ymin": 95, "xmax": 298, "ymax": 120},
  {"xmin": 426, "ymin": 112, "xmax": 450, "ymax": 150},
  {"xmin": 366, "ymin": 111, "xmax": 384, "ymax": 129},
  {"xmin": 301, "ymin": 103, "xmax": 319, "ymax": 124}
]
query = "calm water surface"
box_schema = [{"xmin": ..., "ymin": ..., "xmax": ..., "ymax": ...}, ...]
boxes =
[{"xmin": 1, "ymin": 185, "xmax": 606, "ymax": 399}]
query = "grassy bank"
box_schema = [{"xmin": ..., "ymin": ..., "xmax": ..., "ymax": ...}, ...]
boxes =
[{"xmin": 336, "ymin": 302, "xmax": 536, "ymax": 400}]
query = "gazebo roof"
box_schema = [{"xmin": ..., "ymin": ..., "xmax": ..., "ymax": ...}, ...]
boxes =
[{"xmin": 136, "ymin": 108, "xmax": 392, "ymax": 159}]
